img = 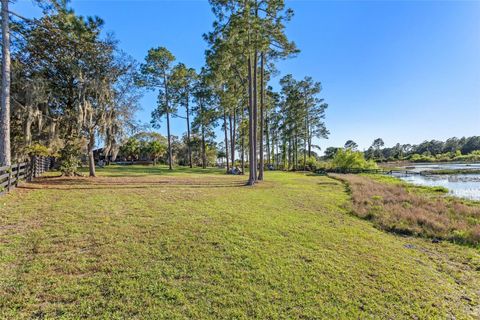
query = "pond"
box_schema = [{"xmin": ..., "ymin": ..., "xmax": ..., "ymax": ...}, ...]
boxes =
[{"xmin": 392, "ymin": 163, "xmax": 480, "ymax": 201}]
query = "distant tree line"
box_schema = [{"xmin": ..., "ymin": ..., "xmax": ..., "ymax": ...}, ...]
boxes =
[{"xmin": 324, "ymin": 136, "xmax": 480, "ymax": 162}]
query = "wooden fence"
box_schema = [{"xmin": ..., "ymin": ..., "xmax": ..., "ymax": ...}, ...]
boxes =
[
  {"xmin": 31, "ymin": 156, "xmax": 52, "ymax": 179},
  {"xmin": 0, "ymin": 156, "xmax": 52, "ymax": 196}
]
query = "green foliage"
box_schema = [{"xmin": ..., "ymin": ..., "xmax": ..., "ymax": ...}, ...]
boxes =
[
  {"xmin": 205, "ymin": 145, "xmax": 218, "ymax": 165},
  {"xmin": 26, "ymin": 144, "xmax": 51, "ymax": 157},
  {"xmin": 148, "ymin": 140, "xmax": 167, "ymax": 165},
  {"xmin": 452, "ymin": 150, "xmax": 480, "ymax": 162},
  {"xmin": 361, "ymin": 136, "xmax": 480, "ymax": 162},
  {"xmin": 409, "ymin": 153, "xmax": 435, "ymax": 163},
  {"xmin": 330, "ymin": 149, "xmax": 378, "ymax": 170},
  {"xmin": 298, "ymin": 155, "xmax": 317, "ymax": 170},
  {"xmin": 59, "ymin": 140, "xmax": 82, "ymax": 176},
  {"xmin": 323, "ymin": 147, "xmax": 338, "ymax": 160},
  {"xmin": 277, "ymin": 74, "xmax": 329, "ymax": 170},
  {"xmin": 406, "ymin": 150, "xmax": 480, "ymax": 163},
  {"xmin": 120, "ymin": 137, "xmax": 141, "ymax": 161},
  {"xmin": 344, "ymin": 140, "xmax": 358, "ymax": 151}
]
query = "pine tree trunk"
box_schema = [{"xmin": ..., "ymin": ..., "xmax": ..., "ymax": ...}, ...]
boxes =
[
  {"xmin": 223, "ymin": 107, "xmax": 230, "ymax": 173},
  {"xmin": 275, "ymin": 139, "xmax": 279, "ymax": 170},
  {"xmin": 166, "ymin": 110, "xmax": 172, "ymax": 170},
  {"xmin": 241, "ymin": 105, "xmax": 245, "ymax": 174},
  {"xmin": 0, "ymin": 0, "xmax": 11, "ymax": 166},
  {"xmin": 308, "ymin": 134, "xmax": 312, "ymax": 158},
  {"xmin": 294, "ymin": 133, "xmax": 298, "ymax": 171},
  {"xmin": 303, "ymin": 143, "xmax": 307, "ymax": 171},
  {"xmin": 229, "ymin": 109, "xmax": 236, "ymax": 169},
  {"xmin": 247, "ymin": 54, "xmax": 255, "ymax": 185},
  {"xmin": 265, "ymin": 111, "xmax": 270, "ymax": 166},
  {"xmin": 253, "ymin": 50, "xmax": 258, "ymax": 181},
  {"xmin": 186, "ymin": 93, "xmax": 192, "ymax": 168},
  {"xmin": 258, "ymin": 52, "xmax": 265, "ymax": 180},
  {"xmin": 304, "ymin": 116, "xmax": 308, "ymax": 171},
  {"xmin": 88, "ymin": 133, "xmax": 96, "ymax": 177},
  {"xmin": 201, "ymin": 124, "xmax": 206, "ymax": 169},
  {"xmin": 164, "ymin": 75, "xmax": 173, "ymax": 170},
  {"xmin": 287, "ymin": 138, "xmax": 291, "ymax": 171}
]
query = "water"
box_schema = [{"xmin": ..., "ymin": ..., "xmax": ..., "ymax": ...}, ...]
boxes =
[{"xmin": 392, "ymin": 163, "xmax": 480, "ymax": 201}]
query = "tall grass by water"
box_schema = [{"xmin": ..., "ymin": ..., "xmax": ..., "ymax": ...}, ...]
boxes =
[{"xmin": 333, "ymin": 174, "xmax": 480, "ymax": 246}]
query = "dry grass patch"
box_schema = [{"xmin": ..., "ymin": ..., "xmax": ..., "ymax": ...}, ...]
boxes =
[{"xmin": 331, "ymin": 174, "xmax": 480, "ymax": 245}]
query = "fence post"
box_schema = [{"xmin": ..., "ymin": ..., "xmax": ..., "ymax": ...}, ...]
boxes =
[
  {"xmin": 32, "ymin": 156, "xmax": 37, "ymax": 179},
  {"xmin": 15, "ymin": 162, "xmax": 20, "ymax": 187},
  {"xmin": 27, "ymin": 158, "xmax": 32, "ymax": 182},
  {"xmin": 6, "ymin": 165, "xmax": 12, "ymax": 192},
  {"xmin": 36, "ymin": 156, "xmax": 40, "ymax": 177}
]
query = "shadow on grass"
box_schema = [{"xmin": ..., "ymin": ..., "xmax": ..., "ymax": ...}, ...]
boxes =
[
  {"xmin": 24, "ymin": 174, "xmax": 248, "ymax": 191},
  {"xmin": 83, "ymin": 165, "xmax": 228, "ymax": 177},
  {"xmin": 21, "ymin": 183, "xmax": 246, "ymax": 191}
]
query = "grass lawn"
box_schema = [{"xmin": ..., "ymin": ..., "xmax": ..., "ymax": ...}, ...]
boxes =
[{"xmin": 0, "ymin": 166, "xmax": 479, "ymax": 319}]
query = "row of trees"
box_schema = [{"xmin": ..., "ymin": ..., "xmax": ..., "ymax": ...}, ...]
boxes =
[
  {"xmin": 1, "ymin": 0, "xmax": 330, "ymax": 183},
  {"xmin": 324, "ymin": 136, "xmax": 480, "ymax": 162},
  {"xmin": 139, "ymin": 0, "xmax": 329, "ymax": 184}
]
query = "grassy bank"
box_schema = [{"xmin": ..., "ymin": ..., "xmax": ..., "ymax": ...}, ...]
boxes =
[
  {"xmin": 422, "ymin": 169, "xmax": 480, "ymax": 175},
  {"xmin": 332, "ymin": 173, "xmax": 480, "ymax": 246},
  {"xmin": 0, "ymin": 166, "xmax": 479, "ymax": 318}
]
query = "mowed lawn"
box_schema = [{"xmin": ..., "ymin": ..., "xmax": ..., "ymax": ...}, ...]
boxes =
[{"xmin": 0, "ymin": 166, "xmax": 479, "ymax": 319}]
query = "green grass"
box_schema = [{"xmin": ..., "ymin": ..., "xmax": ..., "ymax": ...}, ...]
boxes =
[
  {"xmin": 422, "ymin": 169, "xmax": 480, "ymax": 175},
  {"xmin": 364, "ymin": 173, "xmax": 450, "ymax": 194},
  {"xmin": 0, "ymin": 166, "xmax": 479, "ymax": 319}
]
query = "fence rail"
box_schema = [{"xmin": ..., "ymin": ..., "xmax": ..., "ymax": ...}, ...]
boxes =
[
  {"xmin": 0, "ymin": 156, "xmax": 52, "ymax": 196},
  {"xmin": 31, "ymin": 156, "xmax": 52, "ymax": 179}
]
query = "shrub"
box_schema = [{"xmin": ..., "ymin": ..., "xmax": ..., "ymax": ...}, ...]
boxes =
[
  {"xmin": 408, "ymin": 153, "xmax": 435, "ymax": 162},
  {"xmin": 26, "ymin": 144, "xmax": 51, "ymax": 157},
  {"xmin": 452, "ymin": 151, "xmax": 480, "ymax": 162},
  {"xmin": 59, "ymin": 140, "xmax": 82, "ymax": 176},
  {"xmin": 330, "ymin": 149, "xmax": 378, "ymax": 171},
  {"xmin": 298, "ymin": 156, "xmax": 318, "ymax": 171}
]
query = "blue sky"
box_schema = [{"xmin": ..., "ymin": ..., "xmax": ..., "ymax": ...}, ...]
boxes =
[{"xmin": 13, "ymin": 0, "xmax": 480, "ymax": 152}]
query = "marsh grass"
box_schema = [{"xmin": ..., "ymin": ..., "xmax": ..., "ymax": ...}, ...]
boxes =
[{"xmin": 332, "ymin": 174, "xmax": 480, "ymax": 245}]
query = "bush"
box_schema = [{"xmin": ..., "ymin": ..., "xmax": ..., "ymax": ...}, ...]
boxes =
[
  {"xmin": 59, "ymin": 140, "xmax": 82, "ymax": 176},
  {"xmin": 330, "ymin": 149, "xmax": 378, "ymax": 171},
  {"xmin": 26, "ymin": 144, "xmax": 51, "ymax": 157},
  {"xmin": 452, "ymin": 151, "xmax": 480, "ymax": 162},
  {"xmin": 408, "ymin": 153, "xmax": 435, "ymax": 162},
  {"xmin": 298, "ymin": 156, "xmax": 317, "ymax": 171}
]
